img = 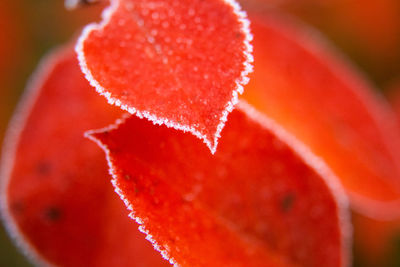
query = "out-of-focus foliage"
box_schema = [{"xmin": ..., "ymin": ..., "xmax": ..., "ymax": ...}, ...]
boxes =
[
  {"xmin": 0, "ymin": 1, "xmax": 103, "ymax": 265},
  {"xmin": 240, "ymin": 0, "xmax": 400, "ymax": 88}
]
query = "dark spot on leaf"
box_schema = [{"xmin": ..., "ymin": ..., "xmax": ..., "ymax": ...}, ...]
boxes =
[
  {"xmin": 10, "ymin": 201, "xmax": 25, "ymax": 214},
  {"xmin": 121, "ymin": 90, "xmax": 129, "ymax": 98},
  {"xmin": 44, "ymin": 207, "xmax": 62, "ymax": 222},
  {"xmin": 110, "ymin": 147, "xmax": 121, "ymax": 154},
  {"xmin": 36, "ymin": 161, "xmax": 52, "ymax": 176},
  {"xmin": 124, "ymin": 174, "xmax": 131, "ymax": 180},
  {"xmin": 281, "ymin": 193, "xmax": 296, "ymax": 213}
]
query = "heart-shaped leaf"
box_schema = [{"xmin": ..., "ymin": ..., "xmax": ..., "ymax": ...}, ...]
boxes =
[
  {"xmin": 243, "ymin": 14, "xmax": 400, "ymax": 219},
  {"xmin": 88, "ymin": 102, "xmax": 351, "ymax": 267},
  {"xmin": 0, "ymin": 45, "xmax": 168, "ymax": 267},
  {"xmin": 76, "ymin": 0, "xmax": 253, "ymax": 153}
]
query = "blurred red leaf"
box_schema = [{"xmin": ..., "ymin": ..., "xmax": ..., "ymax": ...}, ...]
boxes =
[
  {"xmin": 240, "ymin": 0, "xmax": 400, "ymax": 85},
  {"xmin": 76, "ymin": 0, "xmax": 253, "ymax": 153},
  {"xmin": 88, "ymin": 102, "xmax": 350, "ymax": 267},
  {"xmin": 349, "ymin": 81, "xmax": 400, "ymax": 266},
  {"xmin": 387, "ymin": 81, "xmax": 400, "ymax": 121},
  {"xmin": 243, "ymin": 15, "xmax": 400, "ymax": 218},
  {"xmin": 243, "ymin": 0, "xmax": 400, "ymax": 56},
  {"xmin": 0, "ymin": 46, "xmax": 168, "ymax": 267}
]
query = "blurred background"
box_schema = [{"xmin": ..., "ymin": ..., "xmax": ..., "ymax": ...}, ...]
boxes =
[
  {"xmin": 0, "ymin": 1, "xmax": 104, "ymax": 265},
  {"xmin": 0, "ymin": 0, "xmax": 399, "ymax": 266}
]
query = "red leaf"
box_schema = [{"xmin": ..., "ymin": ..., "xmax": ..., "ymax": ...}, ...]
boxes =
[
  {"xmin": 243, "ymin": 14, "xmax": 400, "ymax": 219},
  {"xmin": 76, "ymin": 0, "xmax": 253, "ymax": 153},
  {"xmin": 349, "ymin": 82, "xmax": 400, "ymax": 265},
  {"xmin": 0, "ymin": 46, "xmax": 168, "ymax": 266},
  {"xmin": 88, "ymin": 102, "xmax": 351, "ymax": 267},
  {"xmin": 387, "ymin": 81, "xmax": 400, "ymax": 121},
  {"xmin": 241, "ymin": 0, "xmax": 400, "ymax": 84}
]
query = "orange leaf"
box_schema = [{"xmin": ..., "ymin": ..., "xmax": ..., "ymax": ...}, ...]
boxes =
[
  {"xmin": 88, "ymin": 102, "xmax": 351, "ymax": 267},
  {"xmin": 387, "ymin": 81, "xmax": 400, "ymax": 121},
  {"xmin": 241, "ymin": 0, "xmax": 400, "ymax": 84},
  {"xmin": 243, "ymin": 14, "xmax": 400, "ymax": 219},
  {"xmin": 0, "ymin": 46, "xmax": 168, "ymax": 267},
  {"xmin": 76, "ymin": 0, "xmax": 253, "ymax": 153}
]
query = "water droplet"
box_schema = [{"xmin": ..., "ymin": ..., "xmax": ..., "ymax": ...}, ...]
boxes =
[
  {"xmin": 150, "ymin": 29, "xmax": 158, "ymax": 36},
  {"xmin": 136, "ymin": 18, "xmax": 144, "ymax": 27},
  {"xmin": 125, "ymin": 33, "xmax": 132, "ymax": 40},
  {"xmin": 188, "ymin": 8, "xmax": 195, "ymax": 17},
  {"xmin": 147, "ymin": 36, "xmax": 155, "ymax": 44},
  {"xmin": 118, "ymin": 19, "xmax": 126, "ymax": 26},
  {"xmin": 167, "ymin": 9, "xmax": 175, "ymax": 17},
  {"xmin": 125, "ymin": 2, "xmax": 133, "ymax": 11},
  {"xmin": 161, "ymin": 21, "xmax": 169, "ymax": 28},
  {"xmin": 151, "ymin": 12, "xmax": 159, "ymax": 20},
  {"xmin": 141, "ymin": 8, "xmax": 149, "ymax": 16},
  {"xmin": 155, "ymin": 44, "xmax": 162, "ymax": 54}
]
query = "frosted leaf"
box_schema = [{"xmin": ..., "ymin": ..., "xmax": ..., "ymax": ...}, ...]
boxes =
[
  {"xmin": 86, "ymin": 100, "xmax": 351, "ymax": 267},
  {"xmin": 76, "ymin": 0, "xmax": 254, "ymax": 154}
]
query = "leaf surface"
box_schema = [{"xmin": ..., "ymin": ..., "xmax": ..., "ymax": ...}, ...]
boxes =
[
  {"xmin": 243, "ymin": 15, "xmax": 400, "ymax": 218},
  {"xmin": 0, "ymin": 46, "xmax": 168, "ymax": 267},
  {"xmin": 88, "ymin": 102, "xmax": 351, "ymax": 267},
  {"xmin": 76, "ymin": 0, "xmax": 253, "ymax": 153}
]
